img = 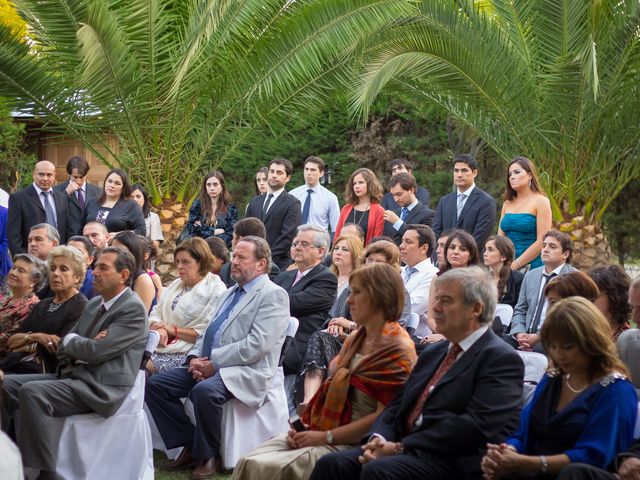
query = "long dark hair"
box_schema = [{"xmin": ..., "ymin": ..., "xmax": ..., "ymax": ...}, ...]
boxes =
[
  {"xmin": 98, "ymin": 168, "xmax": 132, "ymax": 204},
  {"xmin": 111, "ymin": 230, "xmax": 145, "ymax": 272},
  {"xmin": 131, "ymin": 183, "xmax": 151, "ymax": 218},
  {"xmin": 440, "ymin": 229, "xmax": 480, "ymax": 274},
  {"xmin": 485, "ymin": 235, "xmax": 515, "ymax": 296},
  {"xmin": 254, "ymin": 167, "xmax": 268, "ymax": 195},
  {"xmin": 198, "ymin": 171, "xmax": 232, "ymax": 219},
  {"xmin": 503, "ymin": 156, "xmax": 544, "ymax": 201}
]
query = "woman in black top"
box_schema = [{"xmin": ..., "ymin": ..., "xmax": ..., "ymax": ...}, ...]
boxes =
[
  {"xmin": 85, "ymin": 168, "xmax": 146, "ymax": 235},
  {"xmin": 483, "ymin": 235, "xmax": 524, "ymax": 308},
  {"xmin": 4, "ymin": 246, "xmax": 88, "ymax": 373}
]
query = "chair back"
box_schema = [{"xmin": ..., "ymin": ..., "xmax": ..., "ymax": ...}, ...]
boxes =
[
  {"xmin": 494, "ymin": 304, "xmax": 514, "ymax": 327},
  {"xmin": 278, "ymin": 317, "xmax": 299, "ymax": 366},
  {"xmin": 139, "ymin": 330, "xmax": 161, "ymax": 370},
  {"xmin": 517, "ymin": 350, "xmax": 548, "ymax": 406}
]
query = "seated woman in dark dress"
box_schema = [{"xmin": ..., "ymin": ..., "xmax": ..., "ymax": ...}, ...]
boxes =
[
  {"xmin": 110, "ymin": 231, "xmax": 156, "ymax": 313},
  {"xmin": 186, "ymin": 170, "xmax": 237, "ymax": 247},
  {"xmin": 481, "ymin": 297, "xmax": 637, "ymax": 479},
  {"xmin": 483, "ymin": 235, "xmax": 524, "ymax": 308},
  {"xmin": 84, "ymin": 168, "xmax": 146, "ymax": 235},
  {"xmin": 4, "ymin": 246, "xmax": 88, "ymax": 374}
]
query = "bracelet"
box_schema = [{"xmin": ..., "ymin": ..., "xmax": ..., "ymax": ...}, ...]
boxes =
[{"xmin": 539, "ymin": 455, "xmax": 549, "ymax": 473}]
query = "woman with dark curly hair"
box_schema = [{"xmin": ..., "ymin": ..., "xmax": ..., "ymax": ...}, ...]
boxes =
[{"xmin": 588, "ymin": 265, "xmax": 632, "ymax": 341}]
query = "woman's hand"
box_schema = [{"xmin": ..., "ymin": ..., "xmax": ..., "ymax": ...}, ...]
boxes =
[
  {"xmin": 150, "ymin": 322, "xmax": 168, "ymax": 331},
  {"xmin": 327, "ymin": 324, "xmax": 344, "ymax": 337},
  {"xmin": 290, "ymin": 430, "xmax": 328, "ymax": 448},
  {"xmin": 420, "ymin": 333, "xmax": 446, "ymax": 345},
  {"xmin": 482, "ymin": 443, "xmax": 524, "ymax": 479},
  {"xmin": 30, "ymin": 333, "xmax": 61, "ymax": 353},
  {"xmin": 214, "ymin": 228, "xmax": 225, "ymax": 236},
  {"xmin": 157, "ymin": 328, "xmax": 169, "ymax": 348},
  {"xmin": 329, "ymin": 317, "xmax": 352, "ymax": 330}
]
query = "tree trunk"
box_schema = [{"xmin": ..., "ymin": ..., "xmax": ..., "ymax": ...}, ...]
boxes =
[
  {"xmin": 155, "ymin": 198, "xmax": 187, "ymax": 284},
  {"xmin": 558, "ymin": 216, "xmax": 612, "ymax": 271}
]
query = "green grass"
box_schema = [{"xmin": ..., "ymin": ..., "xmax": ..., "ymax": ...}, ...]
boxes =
[{"xmin": 153, "ymin": 450, "xmax": 232, "ymax": 480}]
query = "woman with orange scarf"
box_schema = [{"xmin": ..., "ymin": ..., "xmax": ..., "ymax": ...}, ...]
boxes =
[{"xmin": 232, "ymin": 263, "xmax": 417, "ymax": 480}]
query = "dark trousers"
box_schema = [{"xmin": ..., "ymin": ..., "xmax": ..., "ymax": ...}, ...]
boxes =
[
  {"xmin": 556, "ymin": 464, "xmax": 616, "ymax": 480},
  {"xmin": 310, "ymin": 447, "xmax": 461, "ymax": 480},
  {"xmin": 145, "ymin": 367, "xmax": 233, "ymax": 460}
]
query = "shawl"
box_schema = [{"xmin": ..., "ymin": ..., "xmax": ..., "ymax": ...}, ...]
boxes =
[
  {"xmin": 302, "ymin": 321, "xmax": 416, "ymax": 431},
  {"xmin": 0, "ymin": 293, "xmax": 39, "ymax": 355},
  {"xmin": 149, "ymin": 272, "xmax": 227, "ymax": 354}
]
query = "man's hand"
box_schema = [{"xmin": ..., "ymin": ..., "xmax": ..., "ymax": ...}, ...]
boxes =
[
  {"xmin": 65, "ymin": 181, "xmax": 80, "ymax": 196},
  {"xmin": 358, "ymin": 437, "xmax": 399, "ymax": 465},
  {"xmin": 383, "ymin": 210, "xmax": 400, "ymax": 224},
  {"xmin": 31, "ymin": 333, "xmax": 61, "ymax": 353},
  {"xmin": 516, "ymin": 333, "xmax": 540, "ymax": 351},
  {"xmin": 93, "ymin": 330, "xmax": 108, "ymax": 341},
  {"xmin": 188, "ymin": 357, "xmax": 215, "ymax": 381},
  {"xmin": 618, "ymin": 456, "xmax": 640, "ymax": 480}
]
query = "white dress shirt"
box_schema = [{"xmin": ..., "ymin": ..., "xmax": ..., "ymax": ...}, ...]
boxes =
[
  {"xmin": 290, "ymin": 183, "xmax": 340, "ymax": 233},
  {"xmin": 263, "ymin": 187, "xmax": 285, "ymax": 214},
  {"xmin": 32, "ymin": 183, "xmax": 58, "ymax": 226},
  {"xmin": 402, "ymin": 258, "xmax": 439, "ymax": 336}
]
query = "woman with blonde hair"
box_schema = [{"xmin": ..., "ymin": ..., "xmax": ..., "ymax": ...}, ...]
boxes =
[
  {"xmin": 481, "ymin": 297, "xmax": 637, "ymax": 479},
  {"xmin": 334, "ymin": 168, "xmax": 385, "ymax": 246}
]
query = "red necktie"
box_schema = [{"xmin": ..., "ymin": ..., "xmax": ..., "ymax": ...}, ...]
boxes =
[{"xmin": 405, "ymin": 343, "xmax": 463, "ymax": 432}]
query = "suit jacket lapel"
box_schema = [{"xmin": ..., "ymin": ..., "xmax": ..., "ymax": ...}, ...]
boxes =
[
  {"xmin": 218, "ymin": 278, "xmax": 264, "ymax": 337},
  {"xmin": 27, "ymin": 186, "xmax": 45, "ymax": 213},
  {"xmin": 399, "ymin": 344, "xmax": 448, "ymax": 415},
  {"xmin": 290, "ymin": 264, "xmax": 322, "ymax": 292},
  {"xmin": 263, "ymin": 191, "xmax": 287, "ymax": 222},
  {"xmin": 405, "ymin": 204, "xmax": 422, "ymax": 224}
]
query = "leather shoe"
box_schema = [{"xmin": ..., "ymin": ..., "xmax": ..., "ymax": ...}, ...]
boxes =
[
  {"xmin": 159, "ymin": 449, "xmax": 198, "ymax": 471},
  {"xmin": 191, "ymin": 457, "xmax": 222, "ymax": 479}
]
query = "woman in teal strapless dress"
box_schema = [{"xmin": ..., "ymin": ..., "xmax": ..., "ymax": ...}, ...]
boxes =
[{"xmin": 498, "ymin": 157, "xmax": 552, "ymax": 271}]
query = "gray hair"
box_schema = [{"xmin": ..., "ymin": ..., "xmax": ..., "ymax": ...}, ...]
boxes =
[
  {"xmin": 296, "ymin": 224, "xmax": 330, "ymax": 261},
  {"xmin": 12, "ymin": 253, "xmax": 49, "ymax": 293},
  {"xmin": 48, "ymin": 246, "xmax": 87, "ymax": 288},
  {"xmin": 30, "ymin": 223, "xmax": 60, "ymax": 244},
  {"xmin": 237, "ymin": 236, "xmax": 272, "ymax": 274},
  {"xmin": 436, "ymin": 266, "xmax": 497, "ymax": 325}
]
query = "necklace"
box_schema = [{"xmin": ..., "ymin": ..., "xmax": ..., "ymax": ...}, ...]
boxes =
[
  {"xmin": 351, "ymin": 204, "xmax": 370, "ymax": 226},
  {"xmin": 564, "ymin": 374, "xmax": 587, "ymax": 394}
]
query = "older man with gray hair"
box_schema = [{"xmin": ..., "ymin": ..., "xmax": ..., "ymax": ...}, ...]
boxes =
[
  {"xmin": 311, "ymin": 266, "xmax": 524, "ymax": 480},
  {"xmin": 274, "ymin": 224, "xmax": 337, "ymax": 404}
]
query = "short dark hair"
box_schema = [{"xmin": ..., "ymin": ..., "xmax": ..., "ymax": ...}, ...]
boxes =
[
  {"xmin": 97, "ymin": 246, "xmax": 136, "ymax": 287},
  {"xmin": 588, "ymin": 265, "xmax": 632, "ymax": 328},
  {"xmin": 390, "ymin": 158, "xmax": 413, "ymax": 172},
  {"xmin": 405, "ymin": 224, "xmax": 435, "ymax": 257},
  {"xmin": 269, "ymin": 158, "xmax": 293, "ymax": 176},
  {"xmin": 205, "ymin": 236, "xmax": 229, "ymax": 264},
  {"xmin": 175, "ymin": 237, "xmax": 215, "ymax": 275},
  {"xmin": 453, "ymin": 154, "xmax": 478, "ymax": 171},
  {"xmin": 543, "ymin": 230, "xmax": 573, "ymax": 263},
  {"xmin": 66, "ymin": 156, "xmax": 90, "ymax": 176},
  {"xmin": 388, "ymin": 172, "xmax": 417, "ymax": 191},
  {"xmin": 234, "ymin": 217, "xmax": 267, "ymax": 239},
  {"xmin": 304, "ymin": 156, "xmax": 325, "ymax": 173},
  {"xmin": 67, "ymin": 235, "xmax": 96, "ymax": 258},
  {"xmin": 339, "ymin": 223, "xmax": 365, "ymax": 242}
]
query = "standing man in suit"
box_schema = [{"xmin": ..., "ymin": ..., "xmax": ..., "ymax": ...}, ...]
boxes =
[
  {"xmin": 509, "ymin": 230, "xmax": 576, "ymax": 352},
  {"xmin": 7, "ymin": 160, "xmax": 74, "ymax": 255},
  {"xmin": 381, "ymin": 159, "xmax": 430, "ymax": 209},
  {"xmin": 290, "ymin": 156, "xmax": 341, "ymax": 240},
  {"xmin": 1, "ymin": 247, "xmax": 148, "ymax": 479},
  {"xmin": 274, "ymin": 224, "xmax": 337, "ymax": 376},
  {"xmin": 310, "ymin": 267, "xmax": 524, "ymax": 480},
  {"xmin": 432, "ymin": 154, "xmax": 496, "ymax": 251},
  {"xmin": 54, "ymin": 156, "xmax": 102, "ymax": 236},
  {"xmin": 383, "ymin": 173, "xmax": 435, "ymax": 245},
  {"xmin": 145, "ymin": 236, "xmax": 290, "ymax": 479},
  {"xmin": 246, "ymin": 158, "xmax": 301, "ymax": 270}
]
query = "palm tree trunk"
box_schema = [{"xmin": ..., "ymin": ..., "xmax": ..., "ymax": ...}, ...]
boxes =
[
  {"xmin": 155, "ymin": 198, "xmax": 186, "ymax": 283},
  {"xmin": 558, "ymin": 216, "xmax": 612, "ymax": 270}
]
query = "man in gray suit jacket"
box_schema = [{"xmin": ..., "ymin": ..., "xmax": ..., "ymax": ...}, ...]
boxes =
[
  {"xmin": 146, "ymin": 236, "xmax": 290, "ymax": 479},
  {"xmin": 1, "ymin": 247, "xmax": 148, "ymax": 479},
  {"xmin": 508, "ymin": 230, "xmax": 576, "ymax": 352}
]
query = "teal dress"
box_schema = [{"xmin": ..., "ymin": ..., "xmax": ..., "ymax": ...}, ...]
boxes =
[{"xmin": 500, "ymin": 213, "xmax": 542, "ymax": 269}]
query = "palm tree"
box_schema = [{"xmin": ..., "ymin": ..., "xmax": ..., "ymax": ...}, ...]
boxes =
[{"xmin": 351, "ymin": 0, "xmax": 640, "ymax": 268}]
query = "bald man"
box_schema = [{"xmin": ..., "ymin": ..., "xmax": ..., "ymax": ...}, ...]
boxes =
[{"xmin": 7, "ymin": 160, "xmax": 73, "ymax": 254}]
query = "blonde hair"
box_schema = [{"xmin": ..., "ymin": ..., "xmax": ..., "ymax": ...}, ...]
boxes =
[{"xmin": 330, "ymin": 235, "xmax": 364, "ymax": 276}]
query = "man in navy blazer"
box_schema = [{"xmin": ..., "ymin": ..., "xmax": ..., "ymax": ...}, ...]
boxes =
[
  {"xmin": 7, "ymin": 161, "xmax": 74, "ymax": 255},
  {"xmin": 245, "ymin": 158, "xmax": 301, "ymax": 270},
  {"xmin": 54, "ymin": 156, "xmax": 102, "ymax": 236},
  {"xmin": 311, "ymin": 267, "xmax": 523, "ymax": 480},
  {"xmin": 432, "ymin": 155, "xmax": 496, "ymax": 251}
]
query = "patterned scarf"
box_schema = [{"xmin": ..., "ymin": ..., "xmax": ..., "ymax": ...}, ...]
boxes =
[{"xmin": 302, "ymin": 321, "xmax": 416, "ymax": 431}]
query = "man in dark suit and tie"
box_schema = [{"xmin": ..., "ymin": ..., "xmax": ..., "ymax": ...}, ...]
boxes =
[
  {"xmin": 7, "ymin": 160, "xmax": 74, "ymax": 255},
  {"xmin": 383, "ymin": 173, "xmax": 435, "ymax": 246},
  {"xmin": 1, "ymin": 247, "xmax": 148, "ymax": 479},
  {"xmin": 311, "ymin": 266, "xmax": 524, "ymax": 480},
  {"xmin": 432, "ymin": 154, "xmax": 496, "ymax": 250},
  {"xmin": 245, "ymin": 158, "xmax": 301, "ymax": 270},
  {"xmin": 54, "ymin": 156, "xmax": 102, "ymax": 236},
  {"xmin": 381, "ymin": 159, "xmax": 430, "ymax": 209}
]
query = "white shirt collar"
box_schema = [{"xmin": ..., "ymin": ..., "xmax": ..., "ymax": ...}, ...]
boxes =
[
  {"xmin": 406, "ymin": 199, "xmax": 419, "ymax": 211},
  {"xmin": 33, "ymin": 183, "xmax": 52, "ymax": 195},
  {"xmin": 543, "ymin": 263, "xmax": 565, "ymax": 276},
  {"xmin": 457, "ymin": 324, "xmax": 489, "ymax": 354},
  {"xmin": 410, "ymin": 257, "xmax": 435, "ymax": 272},
  {"xmin": 457, "ymin": 183, "xmax": 476, "ymax": 196},
  {"xmin": 101, "ymin": 287, "xmax": 130, "ymax": 311}
]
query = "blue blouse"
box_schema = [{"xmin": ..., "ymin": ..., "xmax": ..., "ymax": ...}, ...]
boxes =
[
  {"xmin": 500, "ymin": 213, "xmax": 542, "ymax": 269},
  {"xmin": 80, "ymin": 268, "xmax": 96, "ymax": 299},
  {"xmin": 187, "ymin": 199, "xmax": 237, "ymax": 247},
  {"xmin": 507, "ymin": 373, "xmax": 638, "ymax": 469}
]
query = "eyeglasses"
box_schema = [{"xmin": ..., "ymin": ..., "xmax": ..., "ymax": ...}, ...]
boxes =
[{"xmin": 292, "ymin": 240, "xmax": 316, "ymax": 249}]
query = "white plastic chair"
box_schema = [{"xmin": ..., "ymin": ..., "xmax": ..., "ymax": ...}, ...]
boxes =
[
  {"xmin": 219, "ymin": 316, "xmax": 299, "ymax": 468},
  {"xmin": 55, "ymin": 331, "xmax": 160, "ymax": 480},
  {"xmin": 517, "ymin": 350, "xmax": 548, "ymax": 406},
  {"xmin": 495, "ymin": 304, "xmax": 514, "ymax": 328}
]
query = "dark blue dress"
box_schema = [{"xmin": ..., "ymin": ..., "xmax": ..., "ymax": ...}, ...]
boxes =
[
  {"xmin": 500, "ymin": 213, "xmax": 542, "ymax": 269},
  {"xmin": 507, "ymin": 373, "xmax": 637, "ymax": 469},
  {"xmin": 186, "ymin": 199, "xmax": 237, "ymax": 247}
]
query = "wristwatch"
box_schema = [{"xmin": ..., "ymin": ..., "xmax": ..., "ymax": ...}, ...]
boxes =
[
  {"xmin": 539, "ymin": 455, "xmax": 549, "ymax": 473},
  {"xmin": 326, "ymin": 430, "xmax": 334, "ymax": 445}
]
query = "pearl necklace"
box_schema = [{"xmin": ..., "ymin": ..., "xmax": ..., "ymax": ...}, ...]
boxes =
[{"xmin": 564, "ymin": 374, "xmax": 587, "ymax": 394}]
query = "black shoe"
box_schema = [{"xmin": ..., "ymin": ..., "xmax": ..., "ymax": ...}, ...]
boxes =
[{"xmin": 160, "ymin": 449, "xmax": 198, "ymax": 471}]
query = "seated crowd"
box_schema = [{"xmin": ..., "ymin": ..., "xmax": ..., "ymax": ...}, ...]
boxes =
[{"xmin": 0, "ymin": 153, "xmax": 639, "ymax": 480}]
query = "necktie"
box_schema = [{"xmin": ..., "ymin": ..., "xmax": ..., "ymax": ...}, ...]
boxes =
[
  {"xmin": 201, "ymin": 286, "xmax": 245, "ymax": 358},
  {"xmin": 301, "ymin": 189, "xmax": 313, "ymax": 224},
  {"xmin": 292, "ymin": 270, "xmax": 304, "ymax": 287},
  {"xmin": 400, "ymin": 207, "xmax": 408, "ymax": 221},
  {"xmin": 404, "ymin": 266, "xmax": 418, "ymax": 283},
  {"xmin": 456, "ymin": 193, "xmax": 466, "ymax": 220},
  {"xmin": 262, "ymin": 193, "xmax": 274, "ymax": 218},
  {"xmin": 84, "ymin": 305, "xmax": 107, "ymax": 337},
  {"xmin": 41, "ymin": 191, "xmax": 57, "ymax": 228},
  {"xmin": 529, "ymin": 273, "xmax": 557, "ymax": 333},
  {"xmin": 406, "ymin": 343, "xmax": 463, "ymax": 432},
  {"xmin": 77, "ymin": 188, "xmax": 85, "ymax": 210}
]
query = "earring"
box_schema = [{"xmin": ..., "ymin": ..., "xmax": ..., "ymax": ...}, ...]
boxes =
[{"xmin": 528, "ymin": 178, "xmax": 532, "ymax": 188}]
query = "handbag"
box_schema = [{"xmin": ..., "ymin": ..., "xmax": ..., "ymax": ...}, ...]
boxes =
[{"xmin": 176, "ymin": 225, "xmax": 192, "ymax": 245}]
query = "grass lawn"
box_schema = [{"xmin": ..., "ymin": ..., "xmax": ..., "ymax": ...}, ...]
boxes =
[{"xmin": 153, "ymin": 451, "xmax": 232, "ymax": 480}]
